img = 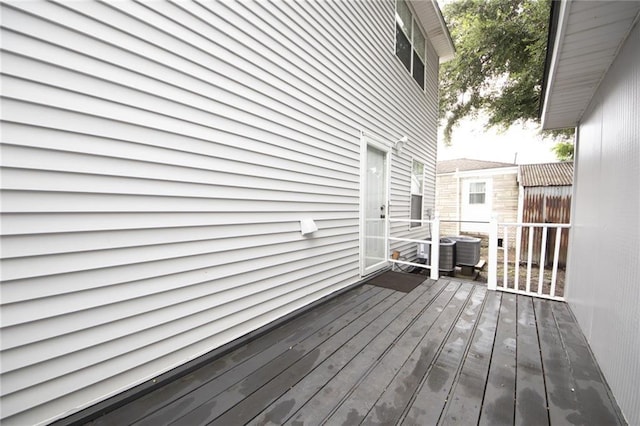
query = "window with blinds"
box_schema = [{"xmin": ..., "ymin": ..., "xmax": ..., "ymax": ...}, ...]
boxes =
[{"xmin": 469, "ymin": 181, "xmax": 487, "ymax": 204}]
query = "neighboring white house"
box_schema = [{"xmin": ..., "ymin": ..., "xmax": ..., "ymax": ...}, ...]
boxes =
[
  {"xmin": 0, "ymin": 1, "xmax": 454, "ymax": 424},
  {"xmin": 436, "ymin": 160, "xmax": 573, "ymax": 255},
  {"xmin": 436, "ymin": 158, "xmax": 519, "ymax": 236},
  {"xmin": 541, "ymin": 1, "xmax": 640, "ymax": 424}
]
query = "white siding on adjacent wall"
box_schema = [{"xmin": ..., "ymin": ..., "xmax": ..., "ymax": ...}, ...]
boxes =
[
  {"xmin": 0, "ymin": 1, "xmax": 442, "ymax": 424},
  {"xmin": 567, "ymin": 21, "xmax": 639, "ymax": 426}
]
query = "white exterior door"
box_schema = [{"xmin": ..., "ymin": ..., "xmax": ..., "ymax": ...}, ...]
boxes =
[
  {"xmin": 461, "ymin": 178, "xmax": 492, "ymax": 233},
  {"xmin": 360, "ymin": 140, "xmax": 389, "ymax": 276}
]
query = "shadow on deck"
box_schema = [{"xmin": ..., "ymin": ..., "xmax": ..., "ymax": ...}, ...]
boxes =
[{"xmin": 85, "ymin": 272, "xmax": 624, "ymax": 425}]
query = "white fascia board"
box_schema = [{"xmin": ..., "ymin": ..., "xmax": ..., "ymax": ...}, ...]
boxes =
[
  {"xmin": 541, "ymin": 0, "xmax": 573, "ymax": 130},
  {"xmin": 410, "ymin": 0, "xmax": 455, "ymax": 63},
  {"xmin": 439, "ymin": 166, "xmax": 519, "ymax": 178}
]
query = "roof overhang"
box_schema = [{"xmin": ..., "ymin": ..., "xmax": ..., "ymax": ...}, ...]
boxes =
[
  {"xmin": 439, "ymin": 166, "xmax": 519, "ymax": 178},
  {"xmin": 410, "ymin": 0, "xmax": 456, "ymax": 63},
  {"xmin": 540, "ymin": 0, "xmax": 640, "ymax": 130}
]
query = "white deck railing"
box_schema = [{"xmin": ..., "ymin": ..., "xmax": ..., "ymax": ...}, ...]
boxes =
[
  {"xmin": 385, "ymin": 217, "xmax": 570, "ymax": 301},
  {"xmin": 387, "ymin": 217, "xmax": 440, "ymax": 280},
  {"xmin": 488, "ymin": 220, "xmax": 570, "ymax": 301}
]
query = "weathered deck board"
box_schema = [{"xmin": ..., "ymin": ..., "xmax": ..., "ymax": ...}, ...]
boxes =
[
  {"xmin": 140, "ymin": 288, "xmax": 399, "ymax": 425},
  {"xmin": 93, "ymin": 284, "xmax": 381, "ymax": 425},
  {"xmin": 248, "ymin": 278, "xmax": 445, "ymax": 426},
  {"xmin": 316, "ymin": 281, "xmax": 470, "ymax": 425},
  {"xmin": 211, "ymin": 280, "xmax": 438, "ymax": 426},
  {"xmin": 534, "ymin": 298, "xmax": 581, "ymax": 424},
  {"xmin": 358, "ymin": 281, "xmax": 464, "ymax": 426},
  {"xmin": 438, "ymin": 290, "xmax": 501, "ymax": 425},
  {"xmin": 550, "ymin": 301, "xmax": 623, "ymax": 425},
  {"xmin": 515, "ymin": 295, "xmax": 549, "ymax": 426},
  {"xmin": 479, "ymin": 292, "xmax": 517, "ymax": 426},
  {"xmin": 86, "ymin": 274, "xmax": 624, "ymax": 426},
  {"xmin": 401, "ymin": 285, "xmax": 487, "ymax": 425}
]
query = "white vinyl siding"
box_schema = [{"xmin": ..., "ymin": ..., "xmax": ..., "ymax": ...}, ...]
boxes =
[
  {"xmin": 0, "ymin": 1, "xmax": 442, "ymax": 424},
  {"xmin": 566, "ymin": 22, "xmax": 639, "ymax": 426}
]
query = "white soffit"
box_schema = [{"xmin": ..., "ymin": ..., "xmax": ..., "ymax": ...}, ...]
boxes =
[
  {"xmin": 410, "ymin": 0, "xmax": 456, "ymax": 63},
  {"xmin": 541, "ymin": 0, "xmax": 640, "ymax": 130}
]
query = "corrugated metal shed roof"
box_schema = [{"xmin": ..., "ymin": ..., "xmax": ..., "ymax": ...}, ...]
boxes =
[
  {"xmin": 519, "ymin": 162, "xmax": 573, "ymax": 187},
  {"xmin": 437, "ymin": 158, "xmax": 515, "ymax": 174}
]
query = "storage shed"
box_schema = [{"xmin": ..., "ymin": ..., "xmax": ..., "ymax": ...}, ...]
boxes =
[
  {"xmin": 518, "ymin": 161, "xmax": 573, "ymax": 266},
  {"xmin": 435, "ymin": 158, "xmax": 519, "ymax": 236}
]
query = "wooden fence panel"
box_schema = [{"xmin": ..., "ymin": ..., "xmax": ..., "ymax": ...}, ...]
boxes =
[{"xmin": 520, "ymin": 187, "xmax": 571, "ymax": 267}]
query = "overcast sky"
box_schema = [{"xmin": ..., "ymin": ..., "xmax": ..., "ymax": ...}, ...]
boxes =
[{"xmin": 437, "ymin": 115, "xmax": 559, "ymax": 165}]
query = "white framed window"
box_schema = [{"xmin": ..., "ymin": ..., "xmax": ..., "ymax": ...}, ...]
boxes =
[
  {"xmin": 410, "ymin": 160, "xmax": 424, "ymax": 227},
  {"xmin": 468, "ymin": 181, "xmax": 486, "ymax": 204},
  {"xmin": 395, "ymin": 0, "xmax": 426, "ymax": 89}
]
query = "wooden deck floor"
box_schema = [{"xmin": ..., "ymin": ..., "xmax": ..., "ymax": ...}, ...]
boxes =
[{"xmin": 88, "ymin": 275, "xmax": 624, "ymax": 426}]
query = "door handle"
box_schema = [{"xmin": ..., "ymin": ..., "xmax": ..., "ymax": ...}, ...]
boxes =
[{"xmin": 380, "ymin": 205, "xmax": 386, "ymax": 219}]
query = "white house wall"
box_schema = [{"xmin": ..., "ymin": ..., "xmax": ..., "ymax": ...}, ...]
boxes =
[
  {"xmin": 567, "ymin": 21, "xmax": 639, "ymax": 425},
  {"xmin": 435, "ymin": 167, "xmax": 518, "ymax": 236},
  {"xmin": 0, "ymin": 1, "xmax": 442, "ymax": 424}
]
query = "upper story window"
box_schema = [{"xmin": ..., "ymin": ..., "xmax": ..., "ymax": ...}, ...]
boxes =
[{"xmin": 395, "ymin": 0, "xmax": 426, "ymax": 90}]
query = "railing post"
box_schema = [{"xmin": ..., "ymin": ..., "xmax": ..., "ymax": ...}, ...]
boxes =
[
  {"xmin": 430, "ymin": 216, "xmax": 440, "ymax": 280},
  {"xmin": 487, "ymin": 216, "xmax": 498, "ymax": 290},
  {"xmin": 388, "ymin": 216, "xmax": 394, "ymax": 272}
]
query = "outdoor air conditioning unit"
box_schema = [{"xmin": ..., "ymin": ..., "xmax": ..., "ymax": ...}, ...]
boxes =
[
  {"xmin": 447, "ymin": 236, "xmax": 481, "ymax": 266},
  {"xmin": 417, "ymin": 238, "xmax": 456, "ymax": 273}
]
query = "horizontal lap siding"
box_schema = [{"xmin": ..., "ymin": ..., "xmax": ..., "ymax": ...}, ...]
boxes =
[
  {"xmin": 389, "ymin": 35, "xmax": 440, "ymax": 258},
  {"xmin": 0, "ymin": 1, "xmax": 439, "ymax": 424}
]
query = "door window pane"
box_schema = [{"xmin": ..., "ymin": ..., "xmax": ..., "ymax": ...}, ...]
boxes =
[{"xmin": 365, "ymin": 146, "xmax": 387, "ymax": 269}]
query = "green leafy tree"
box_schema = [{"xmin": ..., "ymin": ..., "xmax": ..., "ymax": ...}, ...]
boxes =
[
  {"xmin": 552, "ymin": 140, "xmax": 574, "ymax": 161},
  {"xmin": 439, "ymin": 0, "xmax": 573, "ymax": 157}
]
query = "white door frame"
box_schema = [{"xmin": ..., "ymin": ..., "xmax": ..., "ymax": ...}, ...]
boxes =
[
  {"xmin": 359, "ymin": 131, "xmax": 392, "ymax": 277},
  {"xmin": 461, "ymin": 177, "xmax": 493, "ymax": 233}
]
